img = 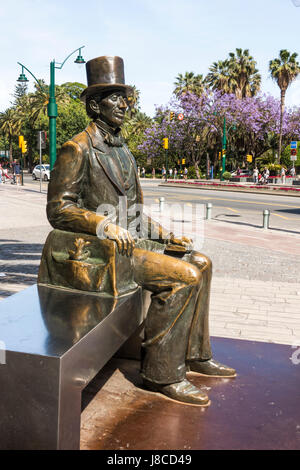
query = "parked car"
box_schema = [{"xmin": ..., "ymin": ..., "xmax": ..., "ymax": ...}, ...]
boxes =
[
  {"xmin": 231, "ymin": 170, "xmax": 252, "ymax": 177},
  {"xmin": 32, "ymin": 164, "xmax": 50, "ymax": 181}
]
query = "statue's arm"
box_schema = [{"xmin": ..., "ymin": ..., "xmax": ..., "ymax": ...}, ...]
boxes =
[
  {"xmin": 144, "ymin": 214, "xmax": 192, "ymax": 248},
  {"xmin": 143, "ymin": 213, "xmax": 172, "ymax": 243},
  {"xmin": 47, "ymin": 141, "xmax": 106, "ymax": 235}
]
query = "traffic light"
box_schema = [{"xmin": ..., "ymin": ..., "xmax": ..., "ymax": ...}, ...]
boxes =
[
  {"xmin": 218, "ymin": 152, "xmax": 221, "ymax": 160},
  {"xmin": 222, "ymin": 149, "xmax": 226, "ymax": 156},
  {"xmin": 163, "ymin": 138, "xmax": 169, "ymax": 149},
  {"xmin": 21, "ymin": 140, "xmax": 28, "ymax": 154},
  {"xmin": 37, "ymin": 131, "xmax": 47, "ymax": 149},
  {"xmin": 169, "ymin": 111, "xmax": 175, "ymax": 121},
  {"xmin": 182, "ymin": 158, "xmax": 186, "ymax": 165},
  {"xmin": 246, "ymin": 154, "xmax": 253, "ymax": 163},
  {"xmin": 19, "ymin": 136, "xmax": 24, "ymax": 148}
]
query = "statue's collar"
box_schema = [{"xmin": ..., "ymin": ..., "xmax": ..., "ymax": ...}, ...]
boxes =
[{"xmin": 95, "ymin": 119, "xmax": 124, "ymax": 147}]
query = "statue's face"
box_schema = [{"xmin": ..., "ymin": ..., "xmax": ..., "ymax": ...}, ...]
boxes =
[{"xmin": 96, "ymin": 91, "xmax": 127, "ymax": 128}]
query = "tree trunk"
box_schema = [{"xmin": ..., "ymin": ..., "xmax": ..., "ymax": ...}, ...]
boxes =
[
  {"xmin": 9, "ymin": 137, "xmax": 13, "ymax": 163},
  {"xmin": 27, "ymin": 147, "xmax": 34, "ymax": 172},
  {"xmin": 278, "ymin": 88, "xmax": 286, "ymax": 164},
  {"xmin": 194, "ymin": 160, "xmax": 201, "ymax": 179}
]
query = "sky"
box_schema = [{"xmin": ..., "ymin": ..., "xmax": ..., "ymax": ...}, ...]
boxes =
[{"xmin": 1, "ymin": 0, "xmax": 300, "ymax": 117}]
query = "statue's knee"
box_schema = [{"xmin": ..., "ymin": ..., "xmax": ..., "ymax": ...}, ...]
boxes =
[
  {"xmin": 191, "ymin": 252, "xmax": 212, "ymax": 273},
  {"xmin": 185, "ymin": 264, "xmax": 202, "ymax": 287}
]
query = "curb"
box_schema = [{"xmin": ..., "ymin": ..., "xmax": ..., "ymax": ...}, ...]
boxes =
[{"xmin": 159, "ymin": 182, "xmax": 300, "ymax": 197}]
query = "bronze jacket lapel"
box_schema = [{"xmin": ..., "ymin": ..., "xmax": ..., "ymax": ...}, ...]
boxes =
[{"xmin": 85, "ymin": 122, "xmax": 125, "ymax": 196}]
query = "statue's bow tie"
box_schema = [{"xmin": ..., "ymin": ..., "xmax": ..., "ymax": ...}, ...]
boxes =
[{"xmin": 103, "ymin": 133, "xmax": 124, "ymax": 147}]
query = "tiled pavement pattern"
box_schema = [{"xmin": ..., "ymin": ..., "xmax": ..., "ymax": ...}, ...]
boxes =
[
  {"xmin": 210, "ymin": 278, "xmax": 300, "ymax": 346},
  {"xmin": 0, "ymin": 182, "xmax": 299, "ymax": 346}
]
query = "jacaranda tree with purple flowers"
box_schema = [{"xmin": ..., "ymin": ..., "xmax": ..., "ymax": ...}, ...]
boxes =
[{"xmin": 138, "ymin": 89, "xmax": 300, "ymax": 175}]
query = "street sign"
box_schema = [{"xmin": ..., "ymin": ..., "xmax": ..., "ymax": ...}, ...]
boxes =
[
  {"xmin": 178, "ymin": 113, "xmax": 184, "ymax": 121},
  {"xmin": 291, "ymin": 141, "xmax": 297, "ymax": 149},
  {"xmin": 290, "ymin": 155, "xmax": 297, "ymax": 161}
]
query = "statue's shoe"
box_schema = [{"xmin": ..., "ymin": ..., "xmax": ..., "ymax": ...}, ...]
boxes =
[
  {"xmin": 142, "ymin": 378, "xmax": 210, "ymax": 406},
  {"xmin": 187, "ymin": 359, "xmax": 236, "ymax": 378}
]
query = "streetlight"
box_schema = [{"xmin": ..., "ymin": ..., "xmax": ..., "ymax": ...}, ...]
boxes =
[
  {"xmin": 200, "ymin": 113, "xmax": 236, "ymax": 180},
  {"xmin": 17, "ymin": 46, "xmax": 86, "ymax": 170},
  {"xmin": 221, "ymin": 116, "xmax": 236, "ymax": 181}
]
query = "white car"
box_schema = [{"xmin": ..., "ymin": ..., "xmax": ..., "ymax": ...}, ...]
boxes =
[{"xmin": 32, "ymin": 164, "xmax": 50, "ymax": 181}]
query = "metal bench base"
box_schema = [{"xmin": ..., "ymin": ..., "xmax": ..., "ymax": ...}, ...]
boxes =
[{"xmin": 0, "ymin": 285, "xmax": 144, "ymax": 449}]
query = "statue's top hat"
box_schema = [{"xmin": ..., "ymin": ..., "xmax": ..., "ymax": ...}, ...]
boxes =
[{"xmin": 80, "ymin": 56, "xmax": 132, "ymax": 102}]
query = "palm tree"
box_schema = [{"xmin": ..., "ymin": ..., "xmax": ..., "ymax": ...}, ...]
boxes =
[
  {"xmin": 206, "ymin": 60, "xmax": 234, "ymax": 94},
  {"xmin": 174, "ymin": 72, "xmax": 205, "ymax": 97},
  {"xmin": 121, "ymin": 111, "xmax": 152, "ymax": 139},
  {"xmin": 14, "ymin": 81, "xmax": 70, "ymax": 169},
  {"xmin": 269, "ymin": 49, "xmax": 300, "ymax": 162},
  {"xmin": 0, "ymin": 108, "xmax": 22, "ymax": 162},
  {"xmin": 27, "ymin": 82, "xmax": 69, "ymax": 123},
  {"xmin": 127, "ymin": 85, "xmax": 140, "ymax": 118},
  {"xmin": 228, "ymin": 48, "xmax": 261, "ymax": 99},
  {"xmin": 206, "ymin": 49, "xmax": 261, "ymax": 98},
  {"xmin": 130, "ymin": 112, "xmax": 152, "ymax": 134}
]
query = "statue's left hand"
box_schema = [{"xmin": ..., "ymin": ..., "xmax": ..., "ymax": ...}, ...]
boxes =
[{"xmin": 170, "ymin": 234, "xmax": 193, "ymax": 248}]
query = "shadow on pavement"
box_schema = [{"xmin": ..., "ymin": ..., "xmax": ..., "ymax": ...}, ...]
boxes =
[
  {"xmin": 0, "ymin": 242, "xmax": 43, "ymax": 261},
  {"xmin": 212, "ymin": 217, "xmax": 300, "ymax": 235},
  {"xmin": 276, "ymin": 208, "xmax": 300, "ymax": 215}
]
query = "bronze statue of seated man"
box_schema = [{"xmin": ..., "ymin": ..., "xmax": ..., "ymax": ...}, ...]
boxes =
[{"xmin": 38, "ymin": 56, "xmax": 236, "ymax": 406}]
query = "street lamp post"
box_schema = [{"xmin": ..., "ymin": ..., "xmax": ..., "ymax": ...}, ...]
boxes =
[
  {"xmin": 220, "ymin": 116, "xmax": 236, "ymax": 181},
  {"xmin": 17, "ymin": 46, "xmax": 85, "ymax": 170},
  {"xmin": 208, "ymin": 112, "xmax": 233, "ymax": 181},
  {"xmin": 48, "ymin": 60, "xmax": 58, "ymax": 171},
  {"xmin": 221, "ymin": 116, "xmax": 227, "ymax": 180}
]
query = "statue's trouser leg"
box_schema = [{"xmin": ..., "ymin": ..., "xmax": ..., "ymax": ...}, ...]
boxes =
[
  {"xmin": 132, "ymin": 247, "xmax": 212, "ymax": 385},
  {"xmin": 184, "ymin": 251, "xmax": 213, "ymax": 362}
]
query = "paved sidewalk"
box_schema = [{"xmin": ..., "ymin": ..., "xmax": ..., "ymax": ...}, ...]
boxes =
[
  {"xmin": 210, "ymin": 278, "xmax": 300, "ymax": 345},
  {"xmin": 0, "ymin": 182, "xmax": 299, "ymax": 346}
]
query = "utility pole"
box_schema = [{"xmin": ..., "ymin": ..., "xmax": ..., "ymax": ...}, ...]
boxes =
[{"xmin": 221, "ymin": 116, "xmax": 227, "ymax": 180}]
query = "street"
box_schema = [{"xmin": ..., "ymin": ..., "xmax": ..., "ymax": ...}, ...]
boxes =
[
  {"xmin": 19, "ymin": 174, "xmax": 300, "ymax": 232},
  {"xmin": 141, "ymin": 180, "xmax": 300, "ymax": 232}
]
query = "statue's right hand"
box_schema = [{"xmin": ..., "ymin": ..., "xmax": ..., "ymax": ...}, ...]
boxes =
[{"xmin": 104, "ymin": 223, "xmax": 135, "ymax": 257}]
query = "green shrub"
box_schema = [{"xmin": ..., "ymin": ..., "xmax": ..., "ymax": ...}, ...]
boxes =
[
  {"xmin": 262, "ymin": 163, "xmax": 281, "ymax": 176},
  {"xmin": 187, "ymin": 166, "xmax": 197, "ymax": 179},
  {"xmin": 222, "ymin": 171, "xmax": 232, "ymax": 181}
]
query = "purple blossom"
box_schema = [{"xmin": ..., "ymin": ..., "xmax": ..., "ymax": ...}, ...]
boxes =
[{"xmin": 138, "ymin": 90, "xmax": 300, "ymax": 163}]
